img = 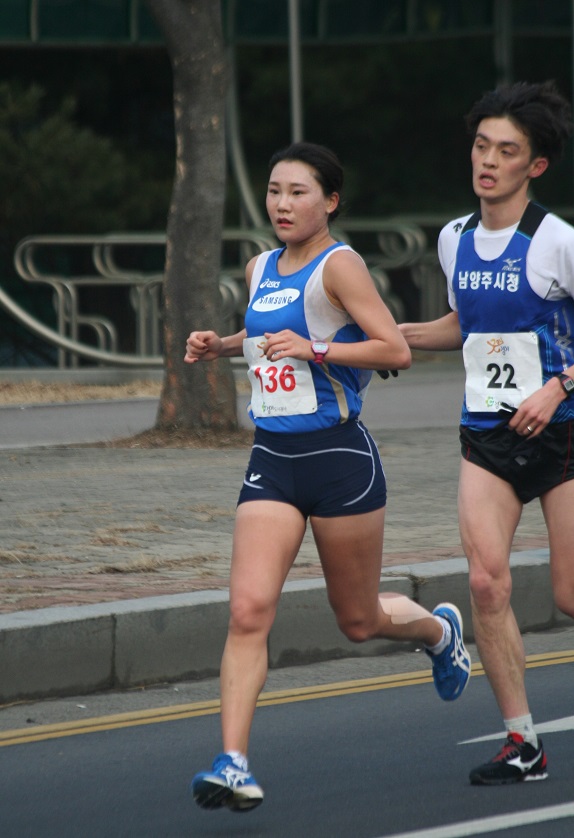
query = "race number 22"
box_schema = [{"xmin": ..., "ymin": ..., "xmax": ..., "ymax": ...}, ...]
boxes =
[{"xmin": 486, "ymin": 362, "xmax": 518, "ymax": 390}]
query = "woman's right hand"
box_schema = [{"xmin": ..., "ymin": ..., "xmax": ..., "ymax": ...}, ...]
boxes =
[{"xmin": 184, "ymin": 330, "xmax": 223, "ymax": 364}]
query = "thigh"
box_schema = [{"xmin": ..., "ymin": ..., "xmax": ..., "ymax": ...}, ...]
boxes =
[
  {"xmin": 541, "ymin": 479, "xmax": 574, "ymax": 590},
  {"xmin": 310, "ymin": 507, "xmax": 385, "ymax": 619},
  {"xmin": 458, "ymin": 458, "xmax": 523, "ymax": 577},
  {"xmin": 230, "ymin": 501, "xmax": 306, "ymax": 618}
]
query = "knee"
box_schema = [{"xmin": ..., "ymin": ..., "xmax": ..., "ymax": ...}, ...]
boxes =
[
  {"xmin": 469, "ymin": 563, "xmax": 512, "ymax": 615},
  {"xmin": 336, "ymin": 613, "xmax": 377, "ymax": 644},
  {"xmin": 229, "ymin": 593, "xmax": 275, "ymax": 637},
  {"xmin": 553, "ymin": 584, "xmax": 574, "ymax": 619}
]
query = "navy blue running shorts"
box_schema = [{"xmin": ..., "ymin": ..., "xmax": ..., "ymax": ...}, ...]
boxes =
[
  {"xmin": 460, "ymin": 420, "xmax": 574, "ymax": 504},
  {"xmin": 237, "ymin": 420, "xmax": 387, "ymax": 518}
]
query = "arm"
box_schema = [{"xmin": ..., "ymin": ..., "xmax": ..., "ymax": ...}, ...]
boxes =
[
  {"xmin": 184, "ymin": 328, "xmax": 246, "ymax": 364},
  {"xmin": 507, "ymin": 216, "xmax": 574, "ymax": 435},
  {"xmin": 184, "ymin": 255, "xmax": 258, "ymax": 364},
  {"xmin": 262, "ymin": 250, "xmax": 411, "ymax": 370},
  {"xmin": 399, "ymin": 311, "xmax": 463, "ymax": 352}
]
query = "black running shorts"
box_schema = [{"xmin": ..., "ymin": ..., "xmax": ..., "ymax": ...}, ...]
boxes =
[
  {"xmin": 237, "ymin": 420, "xmax": 387, "ymax": 518},
  {"xmin": 460, "ymin": 420, "xmax": 574, "ymax": 503}
]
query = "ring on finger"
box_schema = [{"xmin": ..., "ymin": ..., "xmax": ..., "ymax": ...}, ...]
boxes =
[{"xmin": 526, "ymin": 425, "xmax": 534, "ymax": 433}]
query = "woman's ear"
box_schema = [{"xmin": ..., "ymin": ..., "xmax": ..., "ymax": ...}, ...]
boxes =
[{"xmin": 327, "ymin": 192, "xmax": 339, "ymax": 214}]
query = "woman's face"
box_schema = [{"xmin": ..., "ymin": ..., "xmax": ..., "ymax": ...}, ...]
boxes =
[{"xmin": 266, "ymin": 159, "xmax": 338, "ymax": 243}]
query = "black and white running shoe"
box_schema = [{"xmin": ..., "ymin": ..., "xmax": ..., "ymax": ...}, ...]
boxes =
[{"xmin": 470, "ymin": 732, "xmax": 548, "ymax": 785}]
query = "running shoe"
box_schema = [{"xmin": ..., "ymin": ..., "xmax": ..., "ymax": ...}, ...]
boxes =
[
  {"xmin": 469, "ymin": 733, "xmax": 548, "ymax": 785},
  {"xmin": 427, "ymin": 602, "xmax": 471, "ymax": 701},
  {"xmin": 191, "ymin": 752, "xmax": 264, "ymax": 812}
]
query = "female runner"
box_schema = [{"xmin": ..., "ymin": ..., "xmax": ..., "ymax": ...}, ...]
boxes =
[{"xmin": 185, "ymin": 142, "xmax": 470, "ymax": 812}]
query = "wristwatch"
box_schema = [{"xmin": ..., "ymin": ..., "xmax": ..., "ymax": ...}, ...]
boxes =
[
  {"xmin": 311, "ymin": 341, "xmax": 329, "ymax": 364},
  {"xmin": 557, "ymin": 373, "xmax": 574, "ymax": 396}
]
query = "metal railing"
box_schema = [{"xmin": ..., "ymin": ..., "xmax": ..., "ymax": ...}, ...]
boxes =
[
  {"xmin": 3, "ymin": 219, "xmax": 449, "ymax": 369},
  {"xmin": 11, "ymin": 229, "xmax": 277, "ymax": 368}
]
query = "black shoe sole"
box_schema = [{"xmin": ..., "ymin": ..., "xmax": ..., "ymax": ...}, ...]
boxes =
[
  {"xmin": 228, "ymin": 795, "xmax": 264, "ymax": 813},
  {"xmin": 470, "ymin": 771, "xmax": 549, "ymax": 786},
  {"xmin": 192, "ymin": 781, "xmax": 233, "ymax": 810}
]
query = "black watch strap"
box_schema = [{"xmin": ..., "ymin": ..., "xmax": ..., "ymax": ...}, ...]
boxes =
[{"xmin": 557, "ymin": 373, "xmax": 574, "ymax": 396}]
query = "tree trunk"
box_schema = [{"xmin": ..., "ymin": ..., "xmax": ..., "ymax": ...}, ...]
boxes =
[{"xmin": 145, "ymin": 0, "xmax": 238, "ymax": 432}]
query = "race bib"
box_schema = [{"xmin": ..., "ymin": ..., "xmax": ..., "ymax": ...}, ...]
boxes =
[
  {"xmin": 243, "ymin": 336, "xmax": 318, "ymax": 418},
  {"xmin": 463, "ymin": 332, "xmax": 542, "ymax": 412}
]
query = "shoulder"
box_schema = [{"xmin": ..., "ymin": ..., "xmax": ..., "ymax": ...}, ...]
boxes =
[
  {"xmin": 439, "ymin": 213, "xmax": 475, "ymax": 246},
  {"xmin": 528, "ymin": 211, "xmax": 574, "ymax": 294},
  {"xmin": 321, "ymin": 244, "xmax": 376, "ymax": 309},
  {"xmin": 525, "ymin": 210, "xmax": 574, "ymax": 299},
  {"xmin": 246, "ymin": 248, "xmax": 278, "ymax": 288},
  {"xmin": 322, "ymin": 243, "xmax": 366, "ymax": 272},
  {"xmin": 438, "ymin": 213, "xmax": 474, "ymax": 265},
  {"xmin": 529, "ymin": 212, "xmax": 574, "ymax": 263},
  {"xmin": 247, "ymin": 248, "xmax": 280, "ymax": 273},
  {"xmin": 535, "ymin": 211, "xmax": 574, "ymax": 244}
]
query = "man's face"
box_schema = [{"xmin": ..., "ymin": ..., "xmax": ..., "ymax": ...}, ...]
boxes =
[{"xmin": 471, "ymin": 116, "xmax": 548, "ymax": 205}]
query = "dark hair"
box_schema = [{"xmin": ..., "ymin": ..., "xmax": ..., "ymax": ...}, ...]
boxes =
[
  {"xmin": 465, "ymin": 80, "xmax": 573, "ymax": 166},
  {"xmin": 268, "ymin": 141, "xmax": 343, "ymax": 220}
]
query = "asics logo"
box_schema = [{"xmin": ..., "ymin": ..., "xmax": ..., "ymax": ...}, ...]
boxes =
[
  {"xmin": 222, "ymin": 766, "xmax": 252, "ymax": 788},
  {"xmin": 260, "ymin": 278, "xmax": 280, "ymax": 288},
  {"xmin": 451, "ymin": 635, "xmax": 471, "ymax": 674}
]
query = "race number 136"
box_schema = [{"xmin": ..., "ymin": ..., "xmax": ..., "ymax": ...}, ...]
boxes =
[{"xmin": 253, "ymin": 364, "xmax": 296, "ymax": 393}]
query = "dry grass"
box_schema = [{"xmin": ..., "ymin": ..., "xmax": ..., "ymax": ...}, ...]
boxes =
[
  {"xmin": 0, "ymin": 378, "xmax": 253, "ymax": 448},
  {"xmin": 89, "ymin": 554, "xmax": 224, "ymax": 574},
  {"xmin": 92, "ymin": 426, "xmax": 253, "ymax": 449},
  {"xmin": 0, "ymin": 380, "xmax": 162, "ymax": 405}
]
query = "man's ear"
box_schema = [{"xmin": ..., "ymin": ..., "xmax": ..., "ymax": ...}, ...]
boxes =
[{"xmin": 529, "ymin": 157, "xmax": 549, "ymax": 180}]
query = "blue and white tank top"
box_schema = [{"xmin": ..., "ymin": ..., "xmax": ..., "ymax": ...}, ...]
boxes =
[
  {"xmin": 452, "ymin": 203, "xmax": 574, "ymax": 429},
  {"xmin": 243, "ymin": 242, "xmax": 372, "ymax": 432}
]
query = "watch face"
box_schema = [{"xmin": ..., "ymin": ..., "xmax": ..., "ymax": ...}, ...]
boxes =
[
  {"xmin": 563, "ymin": 377, "xmax": 574, "ymax": 392},
  {"xmin": 313, "ymin": 342, "xmax": 328, "ymax": 353}
]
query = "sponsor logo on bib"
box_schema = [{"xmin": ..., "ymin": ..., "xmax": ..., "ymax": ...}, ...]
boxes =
[{"xmin": 252, "ymin": 288, "xmax": 300, "ymax": 311}]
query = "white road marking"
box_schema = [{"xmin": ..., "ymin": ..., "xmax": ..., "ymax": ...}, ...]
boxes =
[
  {"xmin": 380, "ymin": 801, "xmax": 574, "ymax": 838},
  {"xmin": 460, "ymin": 715, "xmax": 574, "ymax": 745}
]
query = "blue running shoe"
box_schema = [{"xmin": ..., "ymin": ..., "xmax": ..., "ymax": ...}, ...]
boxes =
[
  {"xmin": 427, "ymin": 603, "xmax": 471, "ymax": 701},
  {"xmin": 191, "ymin": 753, "xmax": 264, "ymax": 812}
]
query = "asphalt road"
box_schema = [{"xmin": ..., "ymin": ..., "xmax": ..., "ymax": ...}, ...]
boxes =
[{"xmin": 1, "ymin": 629, "xmax": 574, "ymax": 837}]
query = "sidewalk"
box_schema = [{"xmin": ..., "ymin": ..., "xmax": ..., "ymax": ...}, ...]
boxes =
[
  {"xmin": 0, "ymin": 430, "xmax": 549, "ymax": 613},
  {"xmin": 0, "ymin": 357, "xmax": 564, "ymax": 703}
]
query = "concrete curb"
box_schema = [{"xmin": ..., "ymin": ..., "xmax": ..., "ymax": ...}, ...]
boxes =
[{"xmin": 1, "ymin": 549, "xmax": 571, "ymax": 703}]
